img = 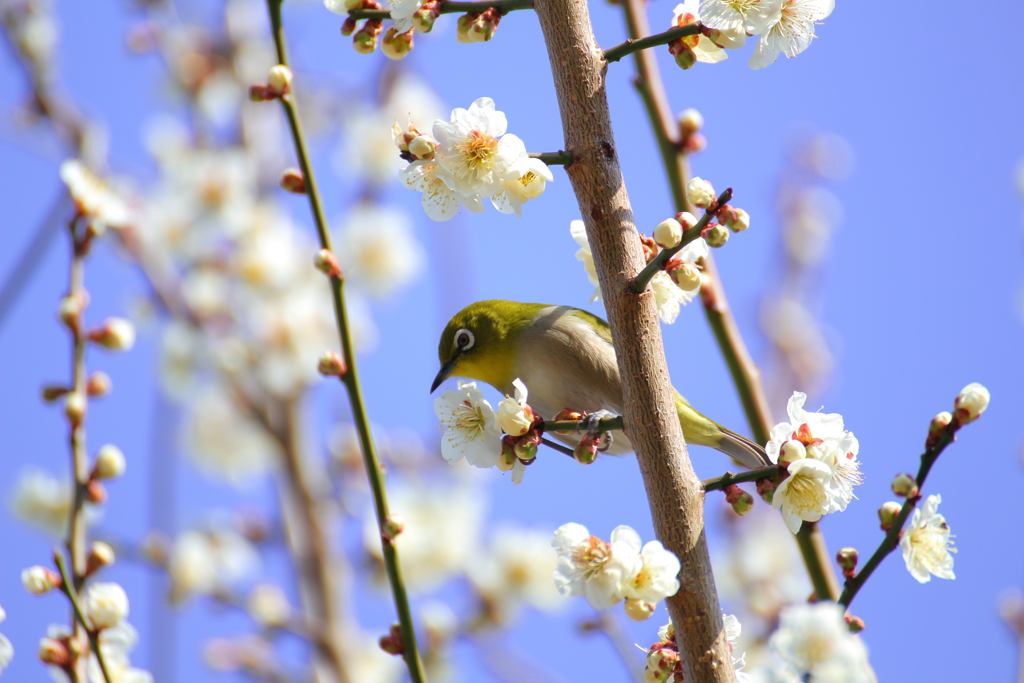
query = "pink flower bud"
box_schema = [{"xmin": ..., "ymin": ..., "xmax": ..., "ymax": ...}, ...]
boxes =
[
  {"xmin": 379, "ymin": 624, "xmax": 404, "ymax": 656},
  {"xmin": 673, "ymin": 46, "xmax": 696, "ymax": 70},
  {"xmin": 279, "ymin": 167, "xmax": 306, "ymax": 194},
  {"xmin": 317, "ymin": 351, "xmax": 347, "ymax": 377},
  {"xmin": 248, "ymin": 85, "xmax": 274, "ymax": 102},
  {"xmin": 340, "ymin": 16, "xmax": 357, "ymax": 36},
  {"xmin": 574, "ymin": 434, "xmax": 599, "ymax": 465},
  {"xmin": 87, "ymin": 371, "xmax": 112, "ymax": 397},
  {"xmin": 836, "ymin": 547, "xmax": 858, "ymax": 574},
  {"xmin": 352, "ymin": 21, "xmax": 381, "ymax": 53},
  {"xmin": 723, "ymin": 485, "xmax": 754, "ymax": 515},
  {"xmin": 22, "ymin": 565, "xmax": 61, "ymax": 595},
  {"xmin": 38, "ymin": 637, "xmax": 69, "ymax": 666},
  {"xmin": 86, "ymin": 479, "xmax": 107, "ymax": 504},
  {"xmin": 413, "ymin": 2, "xmax": 440, "ymax": 32},
  {"xmin": 719, "ymin": 205, "xmax": 750, "ymax": 232},
  {"xmin": 382, "ymin": 515, "xmax": 405, "ymax": 543},
  {"xmin": 381, "ymin": 27, "xmax": 414, "ymax": 60},
  {"xmin": 845, "ymin": 615, "xmax": 865, "ymax": 633},
  {"xmin": 674, "ymin": 211, "xmax": 697, "ymax": 230}
]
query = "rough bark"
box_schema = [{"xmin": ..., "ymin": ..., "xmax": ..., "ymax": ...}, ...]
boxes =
[{"xmin": 532, "ymin": 0, "xmax": 735, "ymax": 679}]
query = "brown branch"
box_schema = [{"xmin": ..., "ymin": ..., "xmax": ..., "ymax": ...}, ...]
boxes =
[{"xmin": 533, "ymin": 0, "xmax": 735, "ymax": 679}]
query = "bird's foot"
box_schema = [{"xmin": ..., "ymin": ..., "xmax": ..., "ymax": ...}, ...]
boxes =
[{"xmin": 579, "ymin": 410, "xmax": 617, "ymax": 452}]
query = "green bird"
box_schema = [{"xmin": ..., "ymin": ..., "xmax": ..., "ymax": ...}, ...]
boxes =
[{"xmin": 430, "ymin": 300, "xmax": 770, "ymax": 469}]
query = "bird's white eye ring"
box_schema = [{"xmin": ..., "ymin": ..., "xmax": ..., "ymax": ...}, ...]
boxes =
[{"xmin": 455, "ymin": 329, "xmax": 475, "ymax": 351}]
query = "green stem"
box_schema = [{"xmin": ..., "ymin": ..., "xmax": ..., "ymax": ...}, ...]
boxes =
[
  {"xmin": 838, "ymin": 426, "xmax": 958, "ymax": 608},
  {"xmin": 350, "ymin": 0, "xmax": 533, "ymax": 20},
  {"xmin": 618, "ymin": 0, "xmax": 839, "ymax": 602},
  {"xmin": 54, "ymin": 550, "xmax": 113, "ymax": 683},
  {"xmin": 701, "ymin": 465, "xmax": 779, "ymax": 492},
  {"xmin": 265, "ymin": 3, "xmax": 426, "ymax": 681},
  {"xmin": 529, "ymin": 150, "xmax": 575, "ymax": 166},
  {"xmin": 630, "ymin": 188, "xmax": 731, "ymax": 293},
  {"xmin": 604, "ymin": 24, "xmax": 701, "ymax": 64}
]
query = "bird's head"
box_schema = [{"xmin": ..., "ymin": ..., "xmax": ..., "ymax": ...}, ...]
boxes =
[{"xmin": 430, "ymin": 300, "xmax": 544, "ymax": 393}]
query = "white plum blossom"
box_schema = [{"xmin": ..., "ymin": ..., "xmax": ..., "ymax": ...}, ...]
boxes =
[
  {"xmin": 168, "ymin": 527, "xmax": 261, "ymax": 602},
  {"xmin": 468, "ymin": 526, "xmax": 566, "ymax": 622},
  {"xmin": 388, "ymin": 0, "xmax": 422, "ymax": 33},
  {"xmin": 491, "ymin": 155, "xmax": 554, "ymax": 217},
  {"xmin": 60, "ymin": 159, "xmax": 131, "ymax": 230},
  {"xmin": 953, "ymin": 382, "xmax": 990, "ymax": 424},
  {"xmin": 434, "ymin": 380, "xmax": 503, "ymax": 468},
  {"xmin": 748, "ymin": 0, "xmax": 835, "ymax": 70},
  {"xmin": 622, "ymin": 537, "xmax": 681, "ymax": 604},
  {"xmin": 772, "ymin": 457, "xmax": 832, "ymax": 534},
  {"xmin": 769, "ymin": 602, "xmax": 872, "ymax": 682},
  {"xmin": 701, "ymin": 0, "xmax": 763, "ymax": 36},
  {"xmin": 900, "ymin": 494, "xmax": 956, "ymax": 583},
  {"xmin": 400, "ymin": 160, "xmax": 461, "ymax": 221},
  {"xmin": 496, "ymin": 378, "xmax": 533, "ymax": 436},
  {"xmin": 672, "ymin": 1, "xmax": 728, "ymax": 63},
  {"xmin": 552, "ymin": 523, "xmax": 642, "ymax": 610},
  {"xmin": 767, "ymin": 391, "xmax": 862, "ymax": 531},
  {"xmin": 45, "ymin": 622, "xmax": 152, "ymax": 683},
  {"xmin": 12, "ymin": 467, "xmax": 89, "ymax": 538},
  {"xmin": 334, "ymin": 204, "xmax": 425, "ymax": 299},
  {"xmin": 84, "ymin": 582, "xmax": 129, "ymax": 629},
  {"xmin": 433, "ymin": 98, "xmax": 529, "ymax": 198}
]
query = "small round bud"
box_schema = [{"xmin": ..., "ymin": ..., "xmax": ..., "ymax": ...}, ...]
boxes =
[
  {"xmin": 514, "ymin": 436, "xmax": 538, "ymax": 463},
  {"xmin": 42, "ymin": 385, "xmax": 69, "ymax": 402},
  {"xmin": 675, "ymin": 211, "xmax": 697, "ymax": 230},
  {"xmin": 497, "ymin": 441, "xmax": 517, "ymax": 472},
  {"xmin": 723, "ymin": 485, "xmax": 754, "ymax": 516},
  {"xmin": 836, "ymin": 547, "xmax": 858, "ymax": 572},
  {"xmin": 382, "ymin": 515, "xmax": 405, "ymax": 542},
  {"xmin": 313, "ymin": 249, "xmax": 342, "ymax": 278},
  {"xmin": 953, "ymin": 382, "xmax": 990, "ymax": 425},
  {"xmin": 86, "ymin": 371, "xmax": 112, "ymax": 397},
  {"xmin": 83, "ymin": 582, "xmax": 129, "ymax": 629},
  {"xmin": 878, "ymin": 501, "xmax": 902, "ymax": 531},
  {"xmin": 38, "ymin": 638, "xmax": 69, "ymax": 666},
  {"xmin": 379, "ymin": 624, "xmax": 404, "ymax": 656},
  {"xmin": 317, "ymin": 351, "xmax": 347, "ymax": 377},
  {"xmin": 891, "ymin": 472, "xmax": 918, "ymax": 498},
  {"xmin": 653, "ymin": 218, "xmax": 683, "ymax": 249},
  {"xmin": 686, "ymin": 177, "xmax": 717, "ymax": 209},
  {"xmin": 86, "ymin": 479, "xmax": 107, "ymax": 504},
  {"xmin": 456, "ymin": 13, "xmax": 475, "ymax": 42},
  {"xmin": 926, "ymin": 410, "xmax": 953, "ymax": 449},
  {"xmin": 756, "ymin": 476, "xmax": 777, "ymax": 505},
  {"xmin": 58, "ymin": 295, "xmax": 81, "ymax": 328},
  {"xmin": 340, "ymin": 16, "xmax": 357, "ymax": 36},
  {"xmin": 412, "ymin": 4, "xmax": 440, "ymax": 32},
  {"xmin": 353, "ymin": 25, "xmax": 379, "ymax": 53},
  {"xmin": 93, "ymin": 444, "xmax": 127, "ymax": 480},
  {"xmin": 247, "ymin": 584, "xmax": 291, "ymax": 628},
  {"xmin": 497, "ymin": 396, "xmax": 533, "ymax": 438},
  {"xmin": 669, "ymin": 261, "xmax": 701, "ymax": 292},
  {"xmin": 678, "ymin": 108, "xmax": 704, "ymax": 137},
  {"xmin": 684, "ymin": 132, "xmax": 707, "ymax": 154},
  {"xmin": 702, "ymin": 224, "xmax": 729, "ymax": 248},
  {"xmin": 574, "ymin": 434, "xmax": 599, "ymax": 465},
  {"xmin": 381, "ymin": 27, "xmax": 414, "ymax": 60},
  {"xmin": 844, "ymin": 615, "xmax": 865, "ymax": 633},
  {"xmin": 248, "ymin": 85, "xmax": 273, "ymax": 102},
  {"xmin": 719, "ymin": 205, "xmax": 750, "ymax": 232},
  {"xmin": 279, "ymin": 167, "xmax": 306, "ymax": 194},
  {"xmin": 88, "ymin": 317, "xmax": 136, "ymax": 352},
  {"xmin": 87, "ymin": 541, "xmax": 116, "ymax": 572},
  {"xmin": 408, "ymin": 135, "xmax": 436, "ymax": 161},
  {"xmin": 64, "ymin": 392, "xmax": 87, "ymax": 425},
  {"xmin": 266, "ymin": 65, "xmax": 293, "ymax": 95},
  {"xmin": 623, "ymin": 598, "xmax": 656, "ymax": 622},
  {"xmin": 673, "ymin": 47, "xmax": 696, "ymax": 70},
  {"xmin": 22, "ymin": 565, "xmax": 61, "ymax": 595}
]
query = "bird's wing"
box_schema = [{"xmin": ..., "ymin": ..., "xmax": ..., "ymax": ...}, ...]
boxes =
[{"xmin": 567, "ymin": 307, "xmax": 613, "ymax": 345}]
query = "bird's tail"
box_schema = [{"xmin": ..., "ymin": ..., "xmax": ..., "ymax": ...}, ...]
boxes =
[{"xmin": 715, "ymin": 427, "xmax": 772, "ymax": 469}]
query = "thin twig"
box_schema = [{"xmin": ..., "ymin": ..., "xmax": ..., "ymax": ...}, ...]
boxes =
[
  {"xmin": 604, "ymin": 24, "xmax": 701, "ymax": 64},
  {"xmin": 529, "ymin": 150, "xmax": 575, "ymax": 166},
  {"xmin": 838, "ymin": 425, "xmax": 958, "ymax": 607},
  {"xmin": 701, "ymin": 465, "xmax": 779, "ymax": 492},
  {"xmin": 630, "ymin": 188, "xmax": 731, "ymax": 293},
  {"xmin": 54, "ymin": 550, "xmax": 114, "ymax": 683},
  {"xmin": 265, "ymin": 2, "xmax": 426, "ymax": 681},
  {"xmin": 349, "ymin": 0, "xmax": 534, "ymax": 20}
]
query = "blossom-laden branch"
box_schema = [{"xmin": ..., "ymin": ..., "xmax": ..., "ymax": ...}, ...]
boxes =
[
  {"xmin": 53, "ymin": 551, "xmax": 114, "ymax": 683},
  {"xmin": 838, "ymin": 386, "xmax": 989, "ymax": 608},
  {"xmin": 348, "ymin": 0, "xmax": 534, "ymax": 20},
  {"xmin": 617, "ymin": 0, "xmax": 839, "ymax": 603},
  {"xmin": 603, "ymin": 23, "xmax": 701, "ymax": 64},
  {"xmin": 630, "ymin": 187, "xmax": 730, "ymax": 293},
  {"xmin": 263, "ymin": 2, "xmax": 426, "ymax": 681}
]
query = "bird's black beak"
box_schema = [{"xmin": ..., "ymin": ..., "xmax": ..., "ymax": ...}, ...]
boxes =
[{"xmin": 430, "ymin": 355, "xmax": 459, "ymax": 394}]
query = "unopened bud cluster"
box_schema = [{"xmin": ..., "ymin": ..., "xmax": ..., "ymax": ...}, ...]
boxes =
[
  {"xmin": 378, "ymin": 624, "xmax": 404, "ymax": 656},
  {"xmin": 878, "ymin": 501, "xmax": 902, "ymax": 531},
  {"xmin": 723, "ymin": 484, "xmax": 754, "ymax": 516},
  {"xmin": 456, "ymin": 8, "xmax": 502, "ymax": 43},
  {"xmin": 836, "ymin": 547, "xmax": 858, "ymax": 579},
  {"xmin": 891, "ymin": 472, "xmax": 918, "ymax": 498},
  {"xmin": 391, "ymin": 122, "xmax": 436, "ymax": 163},
  {"xmin": 952, "ymin": 382, "xmax": 989, "ymax": 426},
  {"xmin": 317, "ymin": 351, "xmax": 347, "ymax": 377}
]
